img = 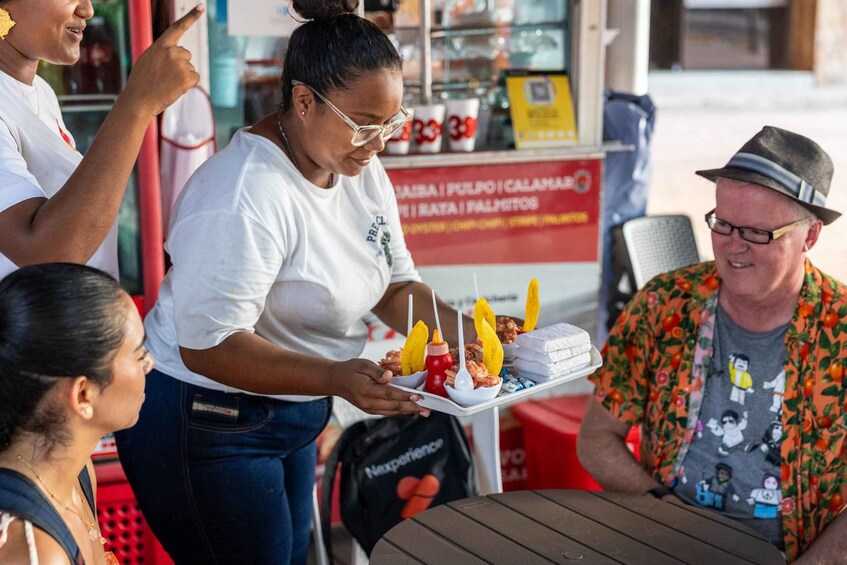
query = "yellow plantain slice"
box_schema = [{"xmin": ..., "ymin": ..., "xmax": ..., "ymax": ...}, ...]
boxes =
[
  {"xmin": 524, "ymin": 278, "xmax": 540, "ymax": 332},
  {"xmin": 479, "ymin": 318, "xmax": 504, "ymax": 376},
  {"xmin": 473, "ymin": 297, "xmax": 496, "ymax": 340},
  {"xmin": 401, "ymin": 320, "xmax": 429, "ymax": 375}
]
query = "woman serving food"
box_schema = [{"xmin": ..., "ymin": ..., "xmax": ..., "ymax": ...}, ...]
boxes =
[
  {"xmin": 116, "ymin": 1, "xmax": 472, "ymax": 562},
  {"xmin": 0, "ymin": 0, "xmax": 203, "ymax": 277}
]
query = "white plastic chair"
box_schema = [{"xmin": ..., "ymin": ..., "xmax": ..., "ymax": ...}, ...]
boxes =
[
  {"xmin": 606, "ymin": 215, "xmax": 700, "ymax": 331},
  {"xmin": 620, "ymin": 214, "xmax": 701, "ymax": 289}
]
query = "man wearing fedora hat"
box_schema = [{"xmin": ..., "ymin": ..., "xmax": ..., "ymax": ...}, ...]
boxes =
[{"xmin": 578, "ymin": 126, "xmax": 847, "ymax": 562}]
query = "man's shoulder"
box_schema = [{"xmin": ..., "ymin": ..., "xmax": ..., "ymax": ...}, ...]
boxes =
[
  {"xmin": 608, "ymin": 262, "xmax": 716, "ymax": 338},
  {"xmin": 638, "ymin": 261, "xmax": 718, "ymax": 308},
  {"xmin": 816, "ymin": 267, "xmax": 847, "ymax": 305},
  {"xmin": 0, "ymin": 515, "xmax": 69, "ymax": 564},
  {"xmin": 802, "ymin": 262, "xmax": 847, "ymax": 316},
  {"xmin": 801, "ymin": 263, "xmax": 847, "ymax": 352},
  {"xmin": 643, "ymin": 261, "xmax": 716, "ymax": 287}
]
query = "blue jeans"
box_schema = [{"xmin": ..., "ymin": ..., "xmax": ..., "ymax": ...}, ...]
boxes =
[{"xmin": 115, "ymin": 369, "xmax": 331, "ymax": 564}]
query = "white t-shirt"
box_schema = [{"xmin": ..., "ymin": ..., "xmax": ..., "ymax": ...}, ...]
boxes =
[
  {"xmin": 0, "ymin": 71, "xmax": 118, "ymax": 279},
  {"xmin": 144, "ymin": 129, "xmax": 421, "ymax": 401}
]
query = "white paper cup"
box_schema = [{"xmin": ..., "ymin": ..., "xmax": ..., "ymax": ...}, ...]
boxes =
[
  {"xmin": 444, "ymin": 98, "xmax": 480, "ymax": 152},
  {"xmin": 412, "ymin": 104, "xmax": 446, "ymax": 154},
  {"xmin": 383, "ymin": 108, "xmax": 415, "ymax": 155}
]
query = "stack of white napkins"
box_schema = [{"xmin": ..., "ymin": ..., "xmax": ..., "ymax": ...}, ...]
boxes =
[{"xmin": 514, "ymin": 323, "xmax": 592, "ymax": 383}]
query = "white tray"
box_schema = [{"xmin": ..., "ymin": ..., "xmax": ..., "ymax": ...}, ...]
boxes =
[{"xmin": 389, "ymin": 346, "xmax": 602, "ymax": 416}]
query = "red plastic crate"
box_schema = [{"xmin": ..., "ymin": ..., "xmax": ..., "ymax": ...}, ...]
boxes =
[
  {"xmin": 513, "ymin": 399, "xmax": 601, "ymax": 490},
  {"xmin": 530, "ymin": 393, "xmax": 591, "ymax": 421},
  {"xmin": 511, "ymin": 395, "xmax": 641, "ymax": 491},
  {"xmin": 95, "ymin": 462, "xmax": 172, "ymax": 565}
]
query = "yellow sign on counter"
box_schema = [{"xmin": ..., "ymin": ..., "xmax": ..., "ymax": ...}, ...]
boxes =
[{"xmin": 506, "ymin": 74, "xmax": 577, "ymax": 149}]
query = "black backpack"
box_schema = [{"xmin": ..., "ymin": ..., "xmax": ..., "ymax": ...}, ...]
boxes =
[{"xmin": 321, "ymin": 411, "xmax": 476, "ymax": 558}]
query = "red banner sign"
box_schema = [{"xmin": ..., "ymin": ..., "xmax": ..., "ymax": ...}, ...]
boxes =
[{"xmin": 386, "ymin": 159, "xmax": 602, "ymax": 266}]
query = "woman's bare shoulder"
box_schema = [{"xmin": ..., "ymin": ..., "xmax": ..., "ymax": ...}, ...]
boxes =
[{"xmin": 0, "ymin": 515, "xmax": 71, "ymax": 565}]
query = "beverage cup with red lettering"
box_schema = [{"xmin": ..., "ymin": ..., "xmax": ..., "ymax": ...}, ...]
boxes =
[
  {"xmin": 412, "ymin": 104, "xmax": 446, "ymax": 153},
  {"xmin": 384, "ymin": 107, "xmax": 415, "ymax": 155},
  {"xmin": 445, "ymin": 98, "xmax": 480, "ymax": 152}
]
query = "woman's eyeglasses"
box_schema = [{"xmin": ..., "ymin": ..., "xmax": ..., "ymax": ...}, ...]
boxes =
[
  {"xmin": 704, "ymin": 209, "xmax": 808, "ymax": 245},
  {"xmin": 292, "ymin": 80, "xmax": 412, "ymax": 147}
]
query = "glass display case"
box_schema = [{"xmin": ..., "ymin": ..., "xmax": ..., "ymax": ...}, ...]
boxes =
[
  {"xmin": 205, "ymin": 0, "xmax": 288, "ymax": 150},
  {"xmin": 384, "ymin": 0, "xmax": 571, "ymax": 150},
  {"xmin": 36, "ymin": 0, "xmax": 143, "ymax": 295},
  {"xmin": 202, "ymin": 1, "xmax": 592, "ymax": 153}
]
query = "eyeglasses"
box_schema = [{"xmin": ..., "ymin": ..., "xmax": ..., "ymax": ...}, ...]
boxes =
[
  {"xmin": 291, "ymin": 80, "xmax": 412, "ymax": 147},
  {"xmin": 704, "ymin": 209, "xmax": 808, "ymax": 244}
]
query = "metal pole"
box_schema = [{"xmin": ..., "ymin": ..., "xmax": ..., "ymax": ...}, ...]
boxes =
[
  {"xmin": 128, "ymin": 0, "xmax": 165, "ymax": 314},
  {"xmin": 606, "ymin": 0, "xmax": 650, "ymax": 95},
  {"xmin": 576, "ymin": 0, "xmax": 607, "ymax": 146},
  {"xmin": 420, "ymin": 0, "xmax": 432, "ymax": 104}
]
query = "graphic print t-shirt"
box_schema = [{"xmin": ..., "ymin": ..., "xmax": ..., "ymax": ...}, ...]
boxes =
[{"xmin": 674, "ymin": 303, "xmax": 788, "ymax": 549}]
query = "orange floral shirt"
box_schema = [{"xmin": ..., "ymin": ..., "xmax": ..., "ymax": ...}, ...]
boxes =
[{"xmin": 590, "ymin": 260, "xmax": 847, "ymax": 562}]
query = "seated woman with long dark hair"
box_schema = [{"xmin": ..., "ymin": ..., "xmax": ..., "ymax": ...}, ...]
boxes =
[{"xmin": 0, "ymin": 263, "xmax": 153, "ymax": 564}]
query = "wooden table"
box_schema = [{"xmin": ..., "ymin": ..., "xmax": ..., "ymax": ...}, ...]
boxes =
[{"xmin": 371, "ymin": 490, "xmax": 785, "ymax": 564}]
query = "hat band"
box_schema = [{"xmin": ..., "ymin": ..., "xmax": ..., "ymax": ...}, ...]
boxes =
[{"xmin": 726, "ymin": 152, "xmax": 827, "ymax": 208}]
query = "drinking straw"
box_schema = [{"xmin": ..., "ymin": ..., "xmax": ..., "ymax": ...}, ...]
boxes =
[
  {"xmin": 431, "ymin": 288, "xmax": 443, "ymax": 337},
  {"xmin": 407, "ymin": 294, "xmax": 413, "ymax": 335},
  {"xmin": 473, "ymin": 272, "xmax": 480, "ymax": 300}
]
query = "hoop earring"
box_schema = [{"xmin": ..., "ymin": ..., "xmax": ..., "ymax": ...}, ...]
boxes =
[{"xmin": 0, "ymin": 8, "xmax": 16, "ymax": 40}]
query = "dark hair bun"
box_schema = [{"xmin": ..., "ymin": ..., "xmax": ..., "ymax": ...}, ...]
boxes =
[{"xmin": 292, "ymin": 0, "xmax": 358, "ymax": 21}]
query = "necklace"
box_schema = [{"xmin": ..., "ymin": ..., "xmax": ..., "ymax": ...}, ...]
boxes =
[
  {"xmin": 276, "ymin": 111, "xmax": 334, "ymax": 188},
  {"xmin": 15, "ymin": 454, "xmax": 107, "ymax": 545}
]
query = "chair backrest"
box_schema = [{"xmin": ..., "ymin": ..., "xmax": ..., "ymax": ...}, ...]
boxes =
[{"xmin": 621, "ymin": 215, "xmax": 700, "ymax": 289}]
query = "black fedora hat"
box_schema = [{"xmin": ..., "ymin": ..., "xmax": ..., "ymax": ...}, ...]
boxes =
[{"xmin": 696, "ymin": 126, "xmax": 840, "ymax": 225}]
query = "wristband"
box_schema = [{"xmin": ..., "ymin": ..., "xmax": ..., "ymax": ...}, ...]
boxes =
[{"xmin": 647, "ymin": 485, "xmax": 673, "ymax": 500}]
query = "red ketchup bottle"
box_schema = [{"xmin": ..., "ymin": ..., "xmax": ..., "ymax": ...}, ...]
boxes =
[{"xmin": 424, "ymin": 330, "xmax": 453, "ymax": 398}]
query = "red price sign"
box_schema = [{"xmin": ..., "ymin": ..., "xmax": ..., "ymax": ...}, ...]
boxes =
[{"xmin": 387, "ymin": 159, "xmax": 601, "ymax": 266}]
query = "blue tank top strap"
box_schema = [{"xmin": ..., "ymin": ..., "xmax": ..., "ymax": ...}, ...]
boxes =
[
  {"xmin": 77, "ymin": 466, "xmax": 96, "ymax": 515},
  {"xmin": 0, "ymin": 467, "xmax": 84, "ymax": 563}
]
